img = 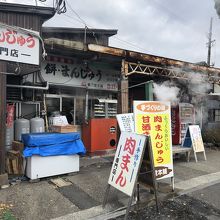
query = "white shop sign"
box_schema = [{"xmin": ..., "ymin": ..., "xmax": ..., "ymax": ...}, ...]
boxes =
[
  {"xmin": 41, "ymin": 60, "xmax": 119, "ymax": 91},
  {"xmin": 116, "ymin": 113, "xmax": 135, "ymax": 132},
  {"xmin": 108, "ymin": 131, "xmax": 147, "ymax": 196},
  {"xmin": 0, "ymin": 26, "xmax": 39, "ymax": 65},
  {"xmin": 183, "ymin": 125, "xmax": 207, "ymax": 162},
  {"xmin": 189, "ymin": 125, "xmax": 205, "ymax": 153}
]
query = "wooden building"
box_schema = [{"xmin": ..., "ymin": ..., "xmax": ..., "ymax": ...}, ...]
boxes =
[
  {"xmin": 0, "ymin": 2, "xmax": 55, "ymax": 182},
  {"xmin": 1, "ymin": 2, "xmax": 220, "ymax": 182}
]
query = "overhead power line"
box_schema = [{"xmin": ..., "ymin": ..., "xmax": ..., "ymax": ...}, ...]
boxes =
[
  {"xmin": 40, "ymin": 0, "xmax": 211, "ymax": 59},
  {"xmin": 37, "ymin": 0, "xmax": 161, "ymax": 53},
  {"xmin": 60, "ymin": 0, "xmax": 211, "ymax": 56},
  {"xmin": 60, "ymin": 0, "xmax": 149, "ymax": 53},
  {"xmin": 65, "ymin": 0, "xmax": 87, "ymax": 26}
]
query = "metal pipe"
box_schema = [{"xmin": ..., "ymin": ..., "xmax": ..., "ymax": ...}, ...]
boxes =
[
  {"xmin": 85, "ymin": 90, "xmax": 89, "ymax": 121},
  {"xmin": 60, "ymin": 96, "xmax": 62, "ymax": 112},
  {"xmin": 19, "ymin": 103, "xmax": 21, "ymax": 118},
  {"xmin": 7, "ymin": 82, "xmax": 49, "ymax": 90},
  {"xmin": 15, "ymin": 103, "xmax": 18, "ymax": 119},
  {"xmin": 73, "ymin": 97, "xmax": 76, "ymax": 125},
  {"xmin": 38, "ymin": 103, "xmax": 41, "ymax": 117},
  {"xmin": 0, "ymin": 71, "xmax": 19, "ymax": 75}
]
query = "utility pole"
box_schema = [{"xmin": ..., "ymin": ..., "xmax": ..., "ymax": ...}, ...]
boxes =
[{"xmin": 207, "ymin": 17, "xmax": 215, "ymax": 66}]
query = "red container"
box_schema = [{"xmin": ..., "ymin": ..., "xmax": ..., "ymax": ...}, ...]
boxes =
[{"xmin": 82, "ymin": 118, "xmax": 117, "ymax": 153}]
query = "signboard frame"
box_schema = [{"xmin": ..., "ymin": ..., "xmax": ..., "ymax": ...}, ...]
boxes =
[
  {"xmin": 103, "ymin": 132, "xmax": 159, "ymax": 220},
  {"xmin": 133, "ymin": 101, "xmax": 174, "ymax": 181},
  {"xmin": 0, "ymin": 25, "xmax": 40, "ymax": 65},
  {"xmin": 116, "ymin": 113, "xmax": 135, "ymax": 132},
  {"xmin": 182, "ymin": 125, "xmax": 206, "ymax": 162},
  {"xmin": 40, "ymin": 59, "xmax": 119, "ymax": 91}
]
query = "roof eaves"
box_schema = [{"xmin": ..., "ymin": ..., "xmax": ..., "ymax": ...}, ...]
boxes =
[
  {"xmin": 42, "ymin": 27, "xmax": 118, "ymax": 36},
  {"xmin": 0, "ymin": 2, "xmax": 55, "ymax": 19},
  {"xmin": 87, "ymin": 44, "xmax": 220, "ymax": 74}
]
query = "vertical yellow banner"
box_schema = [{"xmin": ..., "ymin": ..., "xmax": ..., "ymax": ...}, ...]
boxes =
[{"xmin": 134, "ymin": 101, "xmax": 174, "ymax": 179}]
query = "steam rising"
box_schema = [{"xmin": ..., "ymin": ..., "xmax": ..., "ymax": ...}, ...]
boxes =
[
  {"xmin": 153, "ymin": 68, "xmax": 212, "ymax": 126},
  {"xmin": 185, "ymin": 71, "xmax": 211, "ymax": 125},
  {"xmin": 214, "ymin": 0, "xmax": 220, "ymax": 18},
  {"xmin": 186, "ymin": 71, "xmax": 212, "ymax": 97},
  {"xmin": 153, "ymin": 81, "xmax": 180, "ymax": 104}
]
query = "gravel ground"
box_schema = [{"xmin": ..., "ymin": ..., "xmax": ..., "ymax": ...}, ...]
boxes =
[{"xmin": 111, "ymin": 194, "xmax": 220, "ymax": 220}]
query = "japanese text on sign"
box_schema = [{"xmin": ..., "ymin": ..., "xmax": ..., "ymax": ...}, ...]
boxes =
[
  {"xmin": 44, "ymin": 63, "xmax": 102, "ymax": 81},
  {"xmin": 108, "ymin": 132, "xmax": 147, "ymax": 196},
  {"xmin": 6, "ymin": 104, "xmax": 14, "ymax": 128},
  {"xmin": 189, "ymin": 125, "xmax": 205, "ymax": 153},
  {"xmin": 134, "ymin": 101, "xmax": 174, "ymax": 180},
  {"xmin": 0, "ymin": 26, "xmax": 39, "ymax": 65},
  {"xmin": 41, "ymin": 60, "xmax": 119, "ymax": 91},
  {"xmin": 0, "ymin": 29, "xmax": 36, "ymax": 47},
  {"xmin": 116, "ymin": 113, "xmax": 135, "ymax": 132}
]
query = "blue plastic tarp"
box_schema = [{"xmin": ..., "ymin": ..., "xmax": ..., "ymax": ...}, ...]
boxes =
[
  {"xmin": 23, "ymin": 139, "xmax": 86, "ymax": 157},
  {"xmin": 182, "ymin": 128, "xmax": 192, "ymax": 148},
  {"xmin": 22, "ymin": 132, "xmax": 81, "ymax": 147},
  {"xmin": 22, "ymin": 132, "xmax": 86, "ymax": 157}
]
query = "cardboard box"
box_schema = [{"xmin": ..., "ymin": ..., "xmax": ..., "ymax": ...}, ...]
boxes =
[
  {"xmin": 49, "ymin": 116, "xmax": 69, "ymax": 126},
  {"xmin": 51, "ymin": 124, "xmax": 80, "ymax": 133},
  {"xmin": 12, "ymin": 141, "xmax": 24, "ymax": 152}
]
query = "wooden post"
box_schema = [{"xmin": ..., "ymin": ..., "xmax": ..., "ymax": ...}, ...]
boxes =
[
  {"xmin": 102, "ymin": 184, "xmax": 111, "ymax": 208},
  {"xmin": 0, "ymin": 61, "xmax": 8, "ymax": 186},
  {"xmin": 118, "ymin": 60, "xmax": 129, "ymax": 114}
]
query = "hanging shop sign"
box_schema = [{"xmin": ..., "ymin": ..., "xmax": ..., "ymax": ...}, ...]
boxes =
[
  {"xmin": 108, "ymin": 131, "xmax": 147, "ymax": 196},
  {"xmin": 0, "ymin": 26, "xmax": 39, "ymax": 65},
  {"xmin": 41, "ymin": 59, "xmax": 119, "ymax": 91},
  {"xmin": 133, "ymin": 101, "xmax": 174, "ymax": 180}
]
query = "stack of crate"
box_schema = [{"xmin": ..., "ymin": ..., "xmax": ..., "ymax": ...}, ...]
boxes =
[{"xmin": 6, "ymin": 141, "xmax": 24, "ymax": 175}]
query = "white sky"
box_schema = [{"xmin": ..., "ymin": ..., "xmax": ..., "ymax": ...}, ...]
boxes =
[{"xmin": 2, "ymin": 0, "xmax": 220, "ymax": 67}]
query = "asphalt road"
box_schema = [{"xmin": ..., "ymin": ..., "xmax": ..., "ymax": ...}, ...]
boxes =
[
  {"xmin": 189, "ymin": 182, "xmax": 220, "ymax": 211},
  {"xmin": 112, "ymin": 183, "xmax": 220, "ymax": 220}
]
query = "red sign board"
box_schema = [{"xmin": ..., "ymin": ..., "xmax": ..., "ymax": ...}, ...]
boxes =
[
  {"xmin": 6, "ymin": 104, "xmax": 14, "ymax": 128},
  {"xmin": 171, "ymin": 106, "xmax": 181, "ymax": 145}
]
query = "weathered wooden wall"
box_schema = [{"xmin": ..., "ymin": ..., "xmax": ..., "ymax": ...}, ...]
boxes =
[
  {"xmin": 0, "ymin": 62, "xmax": 6, "ymax": 174},
  {"xmin": 0, "ymin": 3, "xmax": 54, "ymax": 174}
]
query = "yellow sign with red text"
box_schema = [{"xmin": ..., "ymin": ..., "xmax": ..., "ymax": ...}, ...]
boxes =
[{"xmin": 134, "ymin": 101, "xmax": 174, "ymax": 180}]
